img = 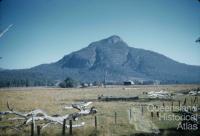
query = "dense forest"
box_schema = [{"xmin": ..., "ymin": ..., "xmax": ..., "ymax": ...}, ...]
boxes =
[{"xmin": 0, "ymin": 79, "xmax": 54, "ymax": 88}]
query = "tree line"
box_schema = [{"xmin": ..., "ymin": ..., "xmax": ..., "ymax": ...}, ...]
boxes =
[{"xmin": 0, "ymin": 79, "xmax": 54, "ymax": 88}]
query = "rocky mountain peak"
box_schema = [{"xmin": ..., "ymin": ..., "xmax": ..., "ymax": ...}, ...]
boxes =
[{"xmin": 105, "ymin": 35, "xmax": 122, "ymax": 44}]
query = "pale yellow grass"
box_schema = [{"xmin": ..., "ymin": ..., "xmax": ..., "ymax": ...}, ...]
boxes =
[{"xmin": 0, "ymin": 85, "xmax": 199, "ymax": 136}]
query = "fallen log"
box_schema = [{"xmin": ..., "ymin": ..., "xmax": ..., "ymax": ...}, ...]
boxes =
[{"xmin": 0, "ymin": 101, "xmax": 97, "ymax": 130}]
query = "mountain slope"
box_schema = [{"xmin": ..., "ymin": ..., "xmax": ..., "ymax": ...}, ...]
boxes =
[{"xmin": 0, "ymin": 35, "xmax": 200, "ymax": 86}]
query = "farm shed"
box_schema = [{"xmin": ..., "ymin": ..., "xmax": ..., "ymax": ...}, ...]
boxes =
[
  {"xmin": 123, "ymin": 80, "xmax": 134, "ymax": 85},
  {"xmin": 98, "ymin": 95, "xmax": 139, "ymax": 101}
]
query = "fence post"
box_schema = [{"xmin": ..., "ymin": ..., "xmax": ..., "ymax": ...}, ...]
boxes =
[
  {"xmin": 193, "ymin": 97, "xmax": 197, "ymax": 104},
  {"xmin": 37, "ymin": 125, "xmax": 41, "ymax": 136},
  {"xmin": 178, "ymin": 100, "xmax": 181, "ymax": 108},
  {"xmin": 129, "ymin": 109, "xmax": 132, "ymax": 119},
  {"xmin": 62, "ymin": 119, "xmax": 66, "ymax": 136},
  {"xmin": 191, "ymin": 97, "xmax": 193, "ymax": 106},
  {"xmin": 69, "ymin": 120, "xmax": 72, "ymax": 135},
  {"xmin": 115, "ymin": 112, "xmax": 117, "ymax": 124},
  {"xmin": 156, "ymin": 112, "xmax": 159, "ymax": 118},
  {"xmin": 171, "ymin": 101, "xmax": 173, "ymax": 111},
  {"xmin": 151, "ymin": 112, "xmax": 153, "ymax": 119},
  {"xmin": 163, "ymin": 102, "xmax": 165, "ymax": 111},
  {"xmin": 141, "ymin": 106, "xmax": 144, "ymax": 116},
  {"xmin": 31, "ymin": 116, "xmax": 34, "ymax": 136},
  {"xmin": 95, "ymin": 116, "xmax": 97, "ymax": 129},
  {"xmin": 183, "ymin": 98, "xmax": 187, "ymax": 105}
]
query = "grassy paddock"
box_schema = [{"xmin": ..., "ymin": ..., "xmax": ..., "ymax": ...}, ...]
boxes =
[{"xmin": 0, "ymin": 85, "xmax": 200, "ymax": 136}]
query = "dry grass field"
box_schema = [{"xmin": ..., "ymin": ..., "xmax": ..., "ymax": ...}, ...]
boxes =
[{"xmin": 0, "ymin": 85, "xmax": 200, "ymax": 136}]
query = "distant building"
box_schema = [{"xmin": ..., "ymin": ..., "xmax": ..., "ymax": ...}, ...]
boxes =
[
  {"xmin": 89, "ymin": 83, "xmax": 93, "ymax": 86},
  {"xmin": 123, "ymin": 80, "xmax": 134, "ymax": 85},
  {"xmin": 81, "ymin": 83, "xmax": 89, "ymax": 88},
  {"xmin": 154, "ymin": 80, "xmax": 160, "ymax": 85}
]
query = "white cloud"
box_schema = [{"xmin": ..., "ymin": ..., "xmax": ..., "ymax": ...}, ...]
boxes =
[{"xmin": 0, "ymin": 24, "xmax": 13, "ymax": 39}]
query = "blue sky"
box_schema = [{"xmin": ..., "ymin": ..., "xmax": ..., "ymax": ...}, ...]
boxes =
[{"xmin": 0, "ymin": 0, "xmax": 200, "ymax": 69}]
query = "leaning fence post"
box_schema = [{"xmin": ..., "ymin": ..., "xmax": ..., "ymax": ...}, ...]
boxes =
[
  {"xmin": 183, "ymin": 98, "xmax": 187, "ymax": 105},
  {"xmin": 69, "ymin": 120, "xmax": 72, "ymax": 135},
  {"xmin": 37, "ymin": 125, "xmax": 41, "ymax": 136},
  {"xmin": 114, "ymin": 112, "xmax": 117, "ymax": 124},
  {"xmin": 193, "ymin": 97, "xmax": 197, "ymax": 104},
  {"xmin": 62, "ymin": 119, "xmax": 66, "ymax": 136}
]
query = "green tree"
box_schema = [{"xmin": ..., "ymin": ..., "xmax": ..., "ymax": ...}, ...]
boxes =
[{"xmin": 59, "ymin": 77, "xmax": 78, "ymax": 88}]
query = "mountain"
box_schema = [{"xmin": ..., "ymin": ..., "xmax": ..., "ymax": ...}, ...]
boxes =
[
  {"xmin": 0, "ymin": 35, "xmax": 200, "ymax": 87},
  {"xmin": 0, "ymin": 68, "xmax": 4, "ymax": 71}
]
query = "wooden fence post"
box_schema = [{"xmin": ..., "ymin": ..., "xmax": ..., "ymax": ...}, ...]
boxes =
[
  {"xmin": 156, "ymin": 112, "xmax": 159, "ymax": 118},
  {"xmin": 69, "ymin": 120, "xmax": 72, "ymax": 135},
  {"xmin": 141, "ymin": 106, "xmax": 144, "ymax": 116},
  {"xmin": 31, "ymin": 120, "xmax": 34, "ymax": 136},
  {"xmin": 95, "ymin": 116, "xmax": 97, "ymax": 129},
  {"xmin": 129, "ymin": 109, "xmax": 132, "ymax": 119},
  {"xmin": 193, "ymin": 97, "xmax": 197, "ymax": 104},
  {"xmin": 31, "ymin": 115, "xmax": 34, "ymax": 136},
  {"xmin": 114, "ymin": 112, "xmax": 117, "ymax": 124},
  {"xmin": 183, "ymin": 98, "xmax": 187, "ymax": 105},
  {"xmin": 171, "ymin": 101, "xmax": 173, "ymax": 111},
  {"xmin": 178, "ymin": 100, "xmax": 181, "ymax": 108},
  {"xmin": 151, "ymin": 112, "xmax": 153, "ymax": 119},
  {"xmin": 37, "ymin": 125, "xmax": 41, "ymax": 136},
  {"xmin": 62, "ymin": 119, "xmax": 66, "ymax": 136},
  {"xmin": 191, "ymin": 97, "xmax": 193, "ymax": 106},
  {"xmin": 163, "ymin": 102, "xmax": 165, "ymax": 111}
]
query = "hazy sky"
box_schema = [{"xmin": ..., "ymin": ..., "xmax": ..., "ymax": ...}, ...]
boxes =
[{"xmin": 0, "ymin": 0, "xmax": 200, "ymax": 69}]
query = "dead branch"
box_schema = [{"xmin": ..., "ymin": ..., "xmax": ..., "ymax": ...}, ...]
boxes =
[{"xmin": 0, "ymin": 101, "xmax": 97, "ymax": 130}]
